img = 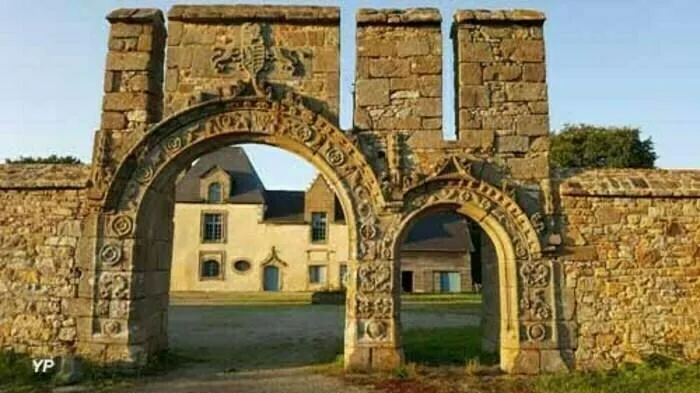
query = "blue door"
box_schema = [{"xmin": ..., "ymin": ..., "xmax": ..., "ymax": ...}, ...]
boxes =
[
  {"xmin": 439, "ymin": 272, "xmax": 461, "ymax": 293},
  {"xmin": 263, "ymin": 266, "xmax": 280, "ymax": 291}
]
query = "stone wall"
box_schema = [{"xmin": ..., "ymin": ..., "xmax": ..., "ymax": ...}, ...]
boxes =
[
  {"xmin": 557, "ymin": 170, "xmax": 700, "ymax": 369},
  {"xmin": 354, "ymin": 9, "xmax": 443, "ymax": 150},
  {"xmin": 0, "ymin": 165, "xmax": 91, "ymax": 358},
  {"xmin": 452, "ymin": 10, "xmax": 549, "ymax": 183},
  {"xmin": 165, "ymin": 5, "xmax": 340, "ymax": 119}
]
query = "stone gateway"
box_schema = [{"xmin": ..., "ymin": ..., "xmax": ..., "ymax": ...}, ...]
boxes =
[{"xmin": 0, "ymin": 5, "xmax": 698, "ymax": 375}]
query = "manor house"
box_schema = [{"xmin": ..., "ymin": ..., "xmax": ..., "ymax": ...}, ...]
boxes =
[{"xmin": 169, "ymin": 146, "xmax": 476, "ymax": 293}]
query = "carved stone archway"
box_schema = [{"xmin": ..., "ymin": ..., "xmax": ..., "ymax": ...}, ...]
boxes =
[
  {"xmin": 385, "ymin": 156, "xmax": 567, "ymax": 373},
  {"xmin": 82, "ymin": 91, "xmax": 402, "ymax": 370}
]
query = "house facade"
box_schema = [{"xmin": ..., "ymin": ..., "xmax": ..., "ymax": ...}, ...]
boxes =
[{"xmin": 170, "ymin": 147, "xmax": 474, "ymax": 293}]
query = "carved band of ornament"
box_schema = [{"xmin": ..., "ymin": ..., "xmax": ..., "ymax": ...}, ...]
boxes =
[
  {"xmin": 99, "ymin": 244, "xmax": 123, "ymax": 267},
  {"xmin": 364, "ymin": 319, "xmax": 389, "ymax": 341},
  {"xmin": 164, "ymin": 136, "xmax": 183, "ymax": 153},
  {"xmin": 356, "ymin": 295, "xmax": 393, "ymax": 318},
  {"xmin": 357, "ymin": 262, "xmax": 391, "ymax": 293},
  {"xmin": 111, "ymin": 215, "xmax": 133, "ymax": 238},
  {"xmin": 98, "ymin": 274, "xmax": 130, "ymax": 300},
  {"xmin": 530, "ymin": 212, "xmax": 546, "ymax": 234},
  {"xmin": 95, "ymin": 300, "xmax": 110, "ymax": 317},
  {"xmin": 526, "ymin": 323, "xmax": 547, "ymax": 342},
  {"xmin": 102, "ymin": 320, "xmax": 122, "ymax": 336},
  {"xmin": 135, "ymin": 165, "xmax": 154, "ymax": 185},
  {"xmin": 359, "ymin": 240, "xmax": 377, "ymax": 261},
  {"xmin": 519, "ymin": 262, "xmax": 550, "ymax": 288},
  {"xmin": 378, "ymin": 229, "xmax": 394, "ymax": 260},
  {"xmin": 520, "ymin": 289, "xmax": 552, "ymax": 321},
  {"xmin": 360, "ymin": 223, "xmax": 377, "ymax": 241},
  {"xmin": 325, "ymin": 148, "xmax": 346, "ymax": 167}
]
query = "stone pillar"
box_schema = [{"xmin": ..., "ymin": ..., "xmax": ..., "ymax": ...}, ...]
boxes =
[
  {"xmin": 344, "ymin": 256, "xmax": 403, "ymax": 372},
  {"xmin": 354, "ymin": 9, "xmax": 443, "ymax": 150},
  {"xmin": 89, "ymin": 9, "xmax": 166, "ymax": 200},
  {"xmin": 452, "ymin": 10, "xmax": 549, "ymax": 183}
]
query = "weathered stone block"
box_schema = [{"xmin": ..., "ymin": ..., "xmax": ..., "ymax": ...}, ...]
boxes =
[
  {"xmin": 459, "ymin": 86, "xmax": 490, "ymax": 108},
  {"xmin": 506, "ymin": 83, "xmax": 548, "ymax": 102},
  {"xmin": 396, "ymin": 37, "xmax": 431, "ymax": 57},
  {"xmin": 516, "ymin": 115, "xmax": 549, "ymax": 136},
  {"xmin": 458, "ymin": 130, "xmax": 495, "ymax": 149},
  {"xmin": 101, "ymin": 112, "xmax": 128, "ymax": 130},
  {"xmin": 497, "ymin": 135, "xmax": 529, "ymax": 153},
  {"xmin": 523, "ymin": 63, "xmax": 546, "ymax": 82},
  {"xmin": 103, "ymin": 92, "xmax": 151, "ymax": 111},
  {"xmin": 528, "ymin": 101, "xmax": 549, "ymax": 114},
  {"xmin": 459, "ymin": 109, "xmax": 481, "ymax": 129},
  {"xmin": 314, "ymin": 48, "xmax": 338, "ymax": 73},
  {"xmin": 482, "ymin": 115, "xmax": 515, "ymax": 130},
  {"xmin": 110, "ymin": 23, "xmax": 143, "ymax": 38},
  {"xmin": 502, "ymin": 39, "xmax": 545, "ymax": 62},
  {"xmin": 370, "ymin": 58, "xmax": 409, "ymax": 78},
  {"xmin": 166, "ymin": 46, "xmax": 192, "ymax": 69},
  {"xmin": 376, "ymin": 116, "xmax": 422, "ymax": 130},
  {"xmin": 407, "ymin": 130, "xmax": 443, "ymax": 147},
  {"xmin": 106, "ymin": 52, "xmax": 152, "ymax": 71},
  {"xmin": 459, "ymin": 62, "xmax": 482, "ymax": 85},
  {"xmin": 356, "ymin": 79, "xmax": 389, "ymax": 106},
  {"xmin": 357, "ymin": 39, "xmax": 397, "ymax": 57},
  {"xmin": 483, "ymin": 64, "xmax": 522, "ymax": 81},
  {"xmin": 413, "ymin": 98, "xmax": 441, "ymax": 117},
  {"xmin": 167, "ymin": 22, "xmax": 184, "ymax": 46},
  {"xmin": 410, "ymin": 56, "xmax": 441, "ymax": 74},
  {"xmin": 507, "ymin": 155, "xmax": 549, "ymax": 180},
  {"xmin": 422, "ymin": 117, "xmax": 442, "ymax": 129},
  {"xmin": 458, "ymin": 42, "xmax": 493, "ymax": 62}
]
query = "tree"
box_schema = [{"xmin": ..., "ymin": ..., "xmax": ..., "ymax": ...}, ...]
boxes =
[
  {"xmin": 550, "ymin": 124, "xmax": 657, "ymax": 169},
  {"xmin": 4, "ymin": 155, "xmax": 83, "ymax": 164}
]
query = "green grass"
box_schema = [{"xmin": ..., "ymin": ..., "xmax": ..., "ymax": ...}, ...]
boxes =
[
  {"xmin": 535, "ymin": 356, "xmax": 700, "ymax": 393},
  {"xmin": 402, "ymin": 325, "xmax": 497, "ymax": 367}
]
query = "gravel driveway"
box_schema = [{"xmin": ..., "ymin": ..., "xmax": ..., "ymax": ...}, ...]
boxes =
[
  {"xmin": 97, "ymin": 303, "xmax": 480, "ymax": 393},
  {"xmin": 168, "ymin": 304, "xmax": 480, "ymax": 371}
]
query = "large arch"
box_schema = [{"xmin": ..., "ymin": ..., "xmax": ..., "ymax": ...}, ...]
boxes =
[
  {"xmin": 387, "ymin": 158, "xmax": 566, "ymax": 373},
  {"xmin": 82, "ymin": 93, "xmax": 395, "ymax": 369}
]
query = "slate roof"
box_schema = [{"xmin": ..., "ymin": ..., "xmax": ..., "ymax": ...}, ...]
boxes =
[
  {"xmin": 175, "ymin": 146, "xmax": 266, "ymax": 204},
  {"xmin": 263, "ymin": 190, "xmax": 305, "ymax": 223},
  {"xmin": 402, "ymin": 212, "xmax": 475, "ymax": 253}
]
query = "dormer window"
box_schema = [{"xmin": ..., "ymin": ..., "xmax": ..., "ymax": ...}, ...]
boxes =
[{"xmin": 207, "ymin": 182, "xmax": 222, "ymax": 203}]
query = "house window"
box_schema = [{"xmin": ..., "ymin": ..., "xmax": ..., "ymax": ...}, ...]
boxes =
[
  {"xmin": 202, "ymin": 213, "xmax": 224, "ymax": 242},
  {"xmin": 311, "ymin": 212, "xmax": 327, "ymax": 243},
  {"xmin": 309, "ymin": 265, "xmax": 327, "ymax": 284},
  {"xmin": 207, "ymin": 182, "xmax": 222, "ymax": 203},
  {"xmin": 201, "ymin": 260, "xmax": 221, "ymax": 279},
  {"xmin": 233, "ymin": 259, "xmax": 251, "ymax": 273},
  {"xmin": 339, "ymin": 264, "xmax": 348, "ymax": 288}
]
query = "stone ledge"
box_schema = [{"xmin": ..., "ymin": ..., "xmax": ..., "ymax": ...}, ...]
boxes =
[
  {"xmin": 107, "ymin": 8, "xmax": 164, "ymax": 24},
  {"xmin": 0, "ymin": 164, "xmax": 91, "ymax": 189},
  {"xmin": 454, "ymin": 9, "xmax": 546, "ymax": 25},
  {"xmin": 558, "ymin": 169, "xmax": 700, "ymax": 197},
  {"xmin": 168, "ymin": 5, "xmax": 340, "ymax": 24},
  {"xmin": 357, "ymin": 8, "xmax": 441, "ymax": 25}
]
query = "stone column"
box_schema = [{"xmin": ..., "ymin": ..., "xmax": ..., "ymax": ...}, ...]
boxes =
[
  {"xmin": 354, "ymin": 8, "xmax": 443, "ymax": 150},
  {"xmin": 89, "ymin": 9, "xmax": 166, "ymax": 200},
  {"xmin": 452, "ymin": 10, "xmax": 550, "ymax": 183}
]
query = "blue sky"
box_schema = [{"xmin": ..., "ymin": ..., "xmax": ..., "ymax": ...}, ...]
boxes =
[{"xmin": 0, "ymin": 0, "xmax": 698, "ymax": 190}]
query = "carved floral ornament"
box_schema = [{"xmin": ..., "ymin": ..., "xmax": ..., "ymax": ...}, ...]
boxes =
[{"xmin": 108, "ymin": 97, "xmax": 381, "ymax": 214}]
